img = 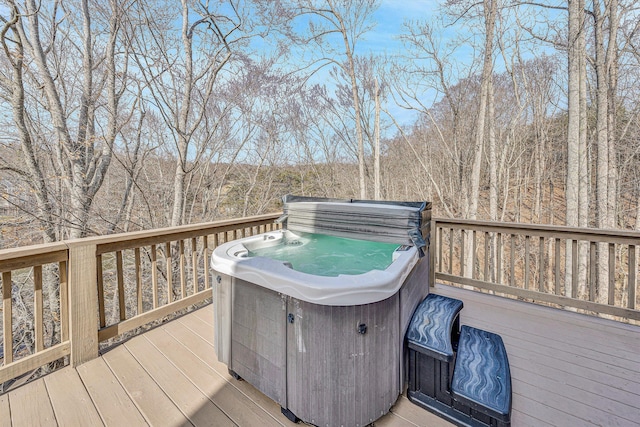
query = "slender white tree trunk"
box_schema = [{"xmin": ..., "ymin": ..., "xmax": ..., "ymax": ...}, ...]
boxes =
[
  {"xmin": 465, "ymin": 0, "xmax": 496, "ymax": 278},
  {"xmin": 374, "ymin": 78, "xmax": 381, "ymax": 200},
  {"xmin": 566, "ymin": 0, "xmax": 588, "ymax": 298}
]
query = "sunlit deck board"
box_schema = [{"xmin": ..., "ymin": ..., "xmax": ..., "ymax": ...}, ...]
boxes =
[
  {"xmin": 7, "ymin": 377, "xmax": 56, "ymax": 426},
  {"xmin": 3, "ymin": 306, "xmax": 452, "ymax": 426},
  {"xmin": 0, "ymin": 393, "xmax": 11, "ymax": 427},
  {"xmin": 102, "ymin": 342, "xmax": 196, "ymax": 426},
  {"xmin": 436, "ymin": 283, "xmax": 640, "ymax": 427},
  {"xmin": 76, "ymin": 357, "xmax": 147, "ymax": 426},
  {"xmin": 142, "ymin": 325, "xmax": 285, "ymax": 426},
  {"xmin": 43, "ymin": 367, "xmax": 103, "ymax": 426},
  {"xmin": 163, "ymin": 312, "xmax": 295, "ymax": 425}
]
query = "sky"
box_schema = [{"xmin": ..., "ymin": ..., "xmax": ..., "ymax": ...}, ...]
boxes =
[
  {"xmin": 365, "ymin": 0, "xmax": 439, "ymax": 55},
  {"xmin": 294, "ymin": 0, "xmax": 444, "ymax": 127}
]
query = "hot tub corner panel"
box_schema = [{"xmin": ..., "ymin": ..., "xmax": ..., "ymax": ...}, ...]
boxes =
[{"xmin": 286, "ymin": 295, "xmax": 400, "ymax": 427}]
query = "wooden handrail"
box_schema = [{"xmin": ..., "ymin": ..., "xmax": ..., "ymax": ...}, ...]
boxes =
[
  {"xmin": 431, "ymin": 218, "xmax": 640, "ymax": 322},
  {"xmin": 433, "ymin": 218, "xmax": 640, "ymax": 245}
]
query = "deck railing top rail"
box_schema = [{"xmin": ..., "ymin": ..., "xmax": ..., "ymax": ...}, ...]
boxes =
[{"xmin": 434, "ymin": 218, "xmax": 640, "ymax": 244}]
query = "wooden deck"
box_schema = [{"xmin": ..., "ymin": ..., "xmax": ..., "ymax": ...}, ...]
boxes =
[
  {"xmin": 436, "ymin": 284, "xmax": 640, "ymax": 427},
  {"xmin": 0, "ymin": 306, "xmax": 452, "ymax": 427},
  {"xmin": 4, "ymin": 285, "xmax": 639, "ymax": 427}
]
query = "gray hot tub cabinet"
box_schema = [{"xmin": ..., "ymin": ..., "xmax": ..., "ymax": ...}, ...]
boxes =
[{"xmin": 213, "ymin": 257, "xmax": 429, "ymax": 427}]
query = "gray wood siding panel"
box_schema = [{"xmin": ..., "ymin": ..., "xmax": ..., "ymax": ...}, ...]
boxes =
[
  {"xmin": 231, "ymin": 279, "xmax": 287, "ymax": 406},
  {"xmin": 435, "ymin": 284, "xmax": 640, "ymax": 427},
  {"xmin": 287, "ymin": 295, "xmax": 400, "ymax": 427}
]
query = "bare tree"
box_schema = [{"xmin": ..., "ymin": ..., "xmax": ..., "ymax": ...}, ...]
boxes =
[{"xmin": 278, "ymin": 0, "xmax": 380, "ymax": 199}]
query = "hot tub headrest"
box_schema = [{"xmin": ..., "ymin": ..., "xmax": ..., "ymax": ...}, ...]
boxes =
[{"xmin": 278, "ymin": 195, "xmax": 431, "ymax": 257}]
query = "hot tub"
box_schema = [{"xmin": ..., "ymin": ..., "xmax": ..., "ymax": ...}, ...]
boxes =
[{"xmin": 211, "ymin": 197, "xmax": 431, "ymax": 427}]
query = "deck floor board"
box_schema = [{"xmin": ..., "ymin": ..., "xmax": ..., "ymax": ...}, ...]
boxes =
[
  {"xmin": 76, "ymin": 357, "xmax": 148, "ymax": 426},
  {"xmin": 142, "ymin": 327, "xmax": 284, "ymax": 427},
  {"xmin": 102, "ymin": 343, "xmax": 192, "ymax": 426},
  {"xmin": 43, "ymin": 367, "xmax": 104, "ymax": 426},
  {"xmin": 8, "ymin": 377, "xmax": 56, "ymax": 426},
  {"xmin": 124, "ymin": 334, "xmax": 236, "ymax": 427},
  {"xmin": 0, "ymin": 394, "xmax": 10, "ymax": 427},
  {"xmin": 5, "ymin": 293, "xmax": 640, "ymax": 427}
]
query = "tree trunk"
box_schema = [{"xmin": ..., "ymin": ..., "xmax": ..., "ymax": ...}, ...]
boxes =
[
  {"xmin": 566, "ymin": 0, "xmax": 588, "ymax": 298},
  {"xmin": 336, "ymin": 12, "xmax": 367, "ymax": 199},
  {"xmin": 465, "ymin": 0, "xmax": 496, "ymax": 277},
  {"xmin": 374, "ymin": 78, "xmax": 381, "ymax": 200}
]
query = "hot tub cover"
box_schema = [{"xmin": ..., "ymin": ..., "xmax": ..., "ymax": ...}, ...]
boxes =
[{"xmin": 277, "ymin": 195, "xmax": 431, "ymax": 257}]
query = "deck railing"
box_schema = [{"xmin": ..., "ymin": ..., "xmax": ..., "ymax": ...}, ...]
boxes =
[
  {"xmin": 2, "ymin": 214, "xmax": 639, "ymax": 388},
  {"xmin": 0, "ymin": 213, "xmax": 280, "ymax": 387},
  {"xmin": 430, "ymin": 218, "xmax": 640, "ymax": 322}
]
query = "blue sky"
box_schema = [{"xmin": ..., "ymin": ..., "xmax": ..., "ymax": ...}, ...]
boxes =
[{"xmin": 364, "ymin": 0, "xmax": 439, "ymax": 55}]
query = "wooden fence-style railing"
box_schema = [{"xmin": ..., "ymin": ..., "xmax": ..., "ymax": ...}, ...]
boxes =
[
  {"xmin": 430, "ymin": 219, "xmax": 640, "ymax": 322},
  {"xmin": 0, "ymin": 243, "xmax": 70, "ymax": 386},
  {"xmin": 0, "ymin": 213, "xmax": 280, "ymax": 387},
  {"xmin": 3, "ymin": 214, "xmax": 639, "ymax": 388}
]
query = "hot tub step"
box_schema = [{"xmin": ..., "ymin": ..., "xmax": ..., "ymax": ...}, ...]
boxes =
[
  {"xmin": 406, "ymin": 293, "xmax": 463, "ymax": 413},
  {"xmin": 406, "ymin": 293, "xmax": 463, "ymax": 361},
  {"xmin": 451, "ymin": 326, "xmax": 512, "ymax": 426}
]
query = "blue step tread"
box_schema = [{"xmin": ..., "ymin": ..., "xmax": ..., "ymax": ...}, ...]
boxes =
[
  {"xmin": 451, "ymin": 325, "xmax": 511, "ymax": 421},
  {"xmin": 406, "ymin": 293, "xmax": 463, "ymax": 361}
]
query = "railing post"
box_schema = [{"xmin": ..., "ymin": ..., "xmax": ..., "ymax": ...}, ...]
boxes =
[{"xmin": 67, "ymin": 242, "xmax": 99, "ymax": 366}]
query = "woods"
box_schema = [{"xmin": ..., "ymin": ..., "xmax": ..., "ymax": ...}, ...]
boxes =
[{"xmin": 1, "ymin": 0, "xmax": 639, "ymax": 242}]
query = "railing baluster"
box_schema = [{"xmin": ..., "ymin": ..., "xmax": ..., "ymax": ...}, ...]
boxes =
[
  {"xmin": 3, "ymin": 271, "xmax": 13, "ymax": 364},
  {"xmin": 203, "ymin": 236, "xmax": 210, "ymax": 290},
  {"xmin": 484, "ymin": 232, "xmax": 489, "ymax": 281},
  {"xmin": 472, "ymin": 230, "xmax": 477, "ymax": 279},
  {"xmin": 571, "ymin": 240, "xmax": 578, "ymax": 299},
  {"xmin": 510, "ymin": 234, "xmax": 515, "ymax": 288},
  {"xmin": 192, "ymin": 238, "xmax": 198, "ymax": 293},
  {"xmin": 151, "ymin": 244, "xmax": 158, "ymax": 309},
  {"xmin": 449, "ymin": 228, "xmax": 453, "ymax": 274},
  {"xmin": 525, "ymin": 236, "xmax": 530, "ymax": 290},
  {"xmin": 179, "ymin": 240, "xmax": 186, "ymax": 299},
  {"xmin": 165, "ymin": 242, "xmax": 172, "ymax": 304},
  {"xmin": 496, "ymin": 233, "xmax": 502, "ymax": 285},
  {"xmin": 116, "ymin": 250, "xmax": 125, "ymax": 321},
  {"xmin": 438, "ymin": 226, "xmax": 443, "ymax": 273},
  {"xmin": 460, "ymin": 229, "xmax": 465, "ymax": 277},
  {"xmin": 589, "ymin": 242, "xmax": 596, "ymax": 302},
  {"xmin": 555, "ymin": 238, "xmax": 561, "ymax": 295},
  {"xmin": 608, "ymin": 243, "xmax": 615, "ymax": 305},
  {"xmin": 629, "ymin": 245, "xmax": 636, "ymax": 310},
  {"xmin": 135, "ymin": 247, "xmax": 142, "ymax": 315},
  {"xmin": 538, "ymin": 237, "xmax": 545, "ymax": 292},
  {"xmin": 97, "ymin": 255, "xmax": 105, "ymax": 328},
  {"xmin": 34, "ymin": 265, "xmax": 44, "ymax": 352},
  {"xmin": 59, "ymin": 260, "xmax": 69, "ymax": 342}
]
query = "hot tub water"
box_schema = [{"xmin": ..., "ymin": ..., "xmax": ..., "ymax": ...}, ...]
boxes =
[{"xmin": 246, "ymin": 232, "xmax": 400, "ymax": 276}]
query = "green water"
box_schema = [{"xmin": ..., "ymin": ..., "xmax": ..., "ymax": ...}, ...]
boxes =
[{"xmin": 248, "ymin": 233, "xmax": 400, "ymax": 277}]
